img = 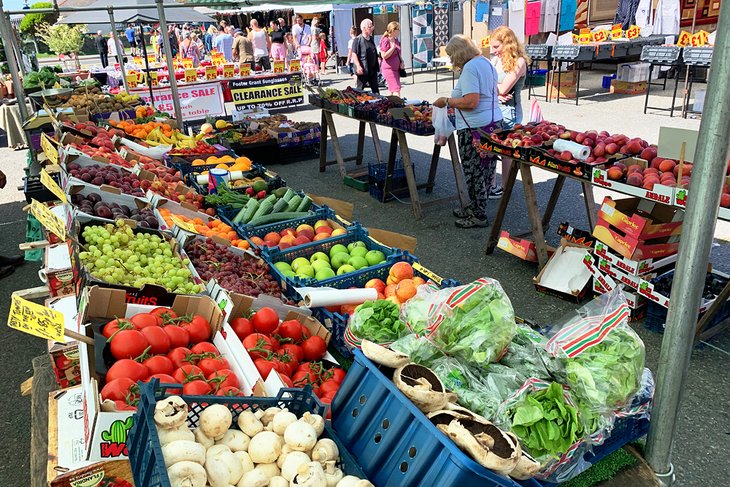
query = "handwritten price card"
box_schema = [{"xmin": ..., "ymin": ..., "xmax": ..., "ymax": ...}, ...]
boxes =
[
  {"xmin": 289, "ymin": 59, "xmax": 301, "ymax": 72},
  {"xmin": 150, "ymin": 70, "xmax": 159, "ymax": 87},
  {"xmin": 611, "ymin": 24, "xmax": 623, "ymax": 39},
  {"xmin": 182, "ymin": 58, "xmax": 194, "ymax": 69},
  {"xmin": 593, "ymin": 30, "xmax": 610, "ymax": 43},
  {"xmin": 626, "ymin": 25, "xmax": 641, "ymax": 39},
  {"xmin": 40, "ymin": 133, "xmax": 59, "ymax": 165},
  {"xmin": 239, "ymin": 63, "xmax": 251, "ymax": 77},
  {"xmin": 185, "ymin": 68, "xmax": 197, "ymax": 83},
  {"xmin": 273, "ymin": 61, "xmax": 285, "ymax": 74},
  {"xmin": 147, "ymin": 54, "xmax": 157, "ymax": 64},
  {"xmin": 126, "ymin": 73, "xmax": 138, "ymax": 88},
  {"xmin": 205, "ymin": 66, "xmax": 218, "ymax": 80},
  {"xmin": 29, "ymin": 199, "xmax": 66, "ymax": 240},
  {"xmin": 8, "ymin": 294, "xmax": 65, "ymax": 342},
  {"xmin": 40, "ymin": 168, "xmax": 67, "ymax": 203},
  {"xmin": 171, "ymin": 215, "xmax": 198, "ymax": 233},
  {"xmin": 223, "ymin": 64, "xmax": 235, "ymax": 78}
]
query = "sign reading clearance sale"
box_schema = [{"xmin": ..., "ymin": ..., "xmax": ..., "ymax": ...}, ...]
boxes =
[
  {"xmin": 229, "ymin": 73, "xmax": 304, "ymax": 110},
  {"xmin": 131, "ymin": 81, "xmax": 225, "ymax": 121}
]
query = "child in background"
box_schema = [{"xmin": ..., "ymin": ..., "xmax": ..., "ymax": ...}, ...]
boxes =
[
  {"xmin": 318, "ymin": 32, "xmax": 328, "ymax": 73},
  {"xmin": 301, "ymin": 44, "xmax": 318, "ymax": 84},
  {"xmin": 285, "ymin": 32, "xmax": 297, "ymax": 69},
  {"xmin": 346, "ymin": 26, "xmax": 357, "ymax": 77}
]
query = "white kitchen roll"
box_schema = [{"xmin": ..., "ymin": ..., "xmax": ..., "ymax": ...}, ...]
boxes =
[
  {"xmin": 302, "ymin": 288, "xmax": 378, "ymax": 308},
  {"xmin": 553, "ymin": 139, "xmax": 591, "ymax": 161}
]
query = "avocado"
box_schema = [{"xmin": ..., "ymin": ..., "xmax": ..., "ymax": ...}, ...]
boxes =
[{"xmin": 252, "ymin": 180, "xmax": 269, "ymax": 194}]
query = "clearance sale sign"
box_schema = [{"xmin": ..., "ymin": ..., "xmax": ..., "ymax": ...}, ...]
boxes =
[
  {"xmin": 132, "ymin": 81, "xmax": 225, "ymax": 121},
  {"xmin": 229, "ymin": 73, "xmax": 304, "ymax": 110}
]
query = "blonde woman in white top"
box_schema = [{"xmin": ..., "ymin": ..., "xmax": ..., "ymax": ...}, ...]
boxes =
[{"xmin": 248, "ymin": 19, "xmax": 271, "ymax": 71}]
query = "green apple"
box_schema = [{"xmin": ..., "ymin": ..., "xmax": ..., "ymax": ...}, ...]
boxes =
[
  {"xmin": 291, "ymin": 257, "xmax": 310, "ymax": 273},
  {"xmin": 282, "ymin": 270, "xmax": 296, "ymax": 278},
  {"xmin": 336, "ymin": 264, "xmax": 356, "ymax": 275},
  {"xmin": 311, "ymin": 260, "xmax": 332, "ymax": 273},
  {"xmin": 350, "ymin": 246, "xmax": 368, "ymax": 259},
  {"xmin": 310, "ymin": 251, "xmax": 330, "ymax": 264},
  {"xmin": 329, "ymin": 244, "xmax": 349, "ymax": 258},
  {"xmin": 315, "ymin": 268, "xmax": 336, "ymax": 280},
  {"xmin": 365, "ymin": 250, "xmax": 386, "ymax": 266},
  {"xmin": 347, "ymin": 241, "xmax": 367, "ymax": 253},
  {"xmin": 331, "ymin": 252, "xmax": 350, "ymax": 270},
  {"xmin": 348, "ymin": 256, "xmax": 368, "ymax": 270},
  {"xmin": 296, "ymin": 265, "xmax": 315, "ymax": 278},
  {"xmin": 274, "ymin": 262, "xmax": 292, "ymax": 273}
]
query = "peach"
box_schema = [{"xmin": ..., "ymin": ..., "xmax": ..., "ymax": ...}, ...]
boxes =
[
  {"xmin": 412, "ymin": 276, "xmax": 426, "ymax": 287},
  {"xmin": 640, "ymin": 147, "xmax": 657, "ymax": 162},
  {"xmin": 385, "ymin": 296, "xmax": 402, "ymax": 306},
  {"xmin": 674, "ymin": 163, "xmax": 692, "ymax": 178},
  {"xmin": 315, "ymin": 226, "xmax": 333, "ymax": 236},
  {"xmin": 386, "ymin": 275, "xmax": 397, "ymax": 286},
  {"xmin": 249, "ymin": 236, "xmax": 265, "ymax": 247},
  {"xmin": 280, "ymin": 228, "xmax": 296, "ymax": 238},
  {"xmin": 313, "ymin": 219, "xmax": 329, "ymax": 230},
  {"xmin": 627, "ymin": 164, "xmax": 643, "ymax": 174},
  {"xmin": 389, "ymin": 262, "xmax": 414, "ymax": 282},
  {"xmin": 313, "ymin": 233, "xmax": 329, "ymax": 241},
  {"xmin": 643, "ymin": 181, "xmax": 656, "ymax": 190},
  {"xmin": 279, "ymin": 234, "xmax": 296, "ymax": 247},
  {"xmin": 607, "ymin": 168, "xmax": 624, "ymax": 181},
  {"xmin": 721, "ymin": 193, "xmax": 730, "ymax": 208},
  {"xmin": 627, "ymin": 173, "xmax": 644, "ymax": 187},
  {"xmin": 365, "ymin": 278, "xmax": 386, "ymax": 294},
  {"xmin": 297, "ymin": 228, "xmax": 315, "ymax": 241},
  {"xmin": 341, "ymin": 303, "xmax": 358, "ymax": 315},
  {"xmin": 593, "ymin": 143, "xmax": 606, "ymax": 157},
  {"xmin": 293, "ymin": 235, "xmax": 311, "ymax": 246},
  {"xmin": 605, "ymin": 143, "xmax": 619, "ymax": 155},
  {"xmin": 296, "ymin": 224, "xmax": 314, "ymax": 234},
  {"xmin": 384, "ymin": 284, "xmax": 397, "ymax": 298},
  {"xmin": 626, "ymin": 140, "xmax": 643, "ymax": 154},
  {"xmin": 395, "ymin": 279, "xmax": 417, "ymax": 302},
  {"xmin": 643, "ymin": 167, "xmax": 660, "ymax": 175},
  {"xmin": 278, "ymin": 241, "xmax": 292, "ymax": 250},
  {"xmin": 650, "ymin": 158, "xmax": 664, "ymax": 170},
  {"xmin": 331, "ymin": 228, "xmax": 346, "ymax": 236},
  {"xmin": 263, "ymin": 232, "xmax": 281, "ymax": 245},
  {"xmin": 559, "ymin": 151, "xmax": 573, "ymax": 161},
  {"xmin": 659, "ymin": 159, "xmax": 676, "ymax": 173}
]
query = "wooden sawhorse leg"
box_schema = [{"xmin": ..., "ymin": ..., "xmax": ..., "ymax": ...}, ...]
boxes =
[
  {"xmin": 395, "ymin": 130, "xmax": 423, "ymax": 219},
  {"xmin": 520, "ymin": 164, "xmax": 550, "ymax": 268},
  {"xmin": 319, "ymin": 110, "xmax": 328, "ymax": 172},
  {"xmin": 486, "ymin": 157, "xmax": 520, "ymax": 254}
]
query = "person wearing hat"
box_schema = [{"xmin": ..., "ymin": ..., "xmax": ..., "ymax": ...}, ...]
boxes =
[
  {"xmin": 233, "ymin": 28, "xmax": 254, "ymax": 70},
  {"xmin": 180, "ymin": 30, "xmax": 201, "ymax": 67}
]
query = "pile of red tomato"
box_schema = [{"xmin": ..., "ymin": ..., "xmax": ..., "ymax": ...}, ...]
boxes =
[
  {"xmin": 230, "ymin": 307, "xmax": 345, "ymax": 406},
  {"xmin": 100, "ymin": 307, "xmax": 243, "ymax": 411}
]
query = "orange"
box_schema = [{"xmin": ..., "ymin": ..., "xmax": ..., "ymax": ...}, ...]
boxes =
[
  {"xmin": 235, "ymin": 156, "xmax": 251, "ymax": 165},
  {"xmin": 192, "ymin": 158, "xmax": 205, "ymax": 166},
  {"xmin": 206, "ymin": 156, "xmax": 218, "ymax": 164},
  {"xmin": 218, "ymin": 155, "xmax": 235, "ymax": 163},
  {"xmin": 215, "ymin": 163, "xmax": 229, "ymax": 169}
]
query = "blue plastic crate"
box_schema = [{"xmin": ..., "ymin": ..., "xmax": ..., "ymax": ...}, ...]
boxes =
[
  {"xmin": 331, "ymin": 349, "xmax": 543, "ymax": 487},
  {"xmin": 368, "ymin": 159, "xmax": 411, "ymax": 202},
  {"xmin": 315, "ymin": 256, "xmax": 460, "ymax": 359},
  {"xmin": 261, "ymin": 224, "xmax": 403, "ymax": 298},
  {"xmin": 244, "ymin": 205, "xmax": 352, "ymax": 247},
  {"xmin": 128, "ymin": 380, "xmax": 367, "ymax": 487},
  {"xmin": 231, "ymin": 192, "xmax": 323, "ymax": 236}
]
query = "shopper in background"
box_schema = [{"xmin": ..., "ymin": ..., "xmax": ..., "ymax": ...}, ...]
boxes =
[
  {"xmin": 108, "ymin": 32, "xmax": 123, "ymax": 59},
  {"xmin": 292, "ymin": 14, "xmax": 311, "ymax": 51},
  {"xmin": 205, "ymin": 25, "xmax": 216, "ymax": 53},
  {"xmin": 249, "ymin": 19, "xmax": 271, "ymax": 70},
  {"xmin": 269, "ymin": 20, "xmax": 287, "ymax": 62},
  {"xmin": 96, "ymin": 30, "xmax": 109, "ymax": 68},
  {"xmin": 233, "ymin": 28, "xmax": 254, "ymax": 69},
  {"xmin": 192, "ymin": 33, "xmax": 205, "ymax": 55},
  {"xmin": 179, "ymin": 31, "xmax": 201, "ymax": 67},
  {"xmin": 278, "ymin": 17, "xmax": 290, "ymax": 34},
  {"xmin": 125, "ymin": 23, "xmax": 136, "ymax": 56},
  {"xmin": 213, "ymin": 24, "xmax": 234, "ymax": 61},
  {"xmin": 433, "ymin": 35, "xmax": 502, "ymax": 228},
  {"xmin": 159, "ymin": 25, "xmax": 179, "ymax": 58},
  {"xmin": 351, "ymin": 19, "xmax": 379, "ymax": 94},
  {"xmin": 346, "ymin": 26, "xmax": 357, "ymax": 77},
  {"xmin": 487, "ymin": 26, "xmax": 530, "ymax": 199},
  {"xmin": 309, "ymin": 20, "xmax": 321, "ymax": 73},
  {"xmin": 149, "ymin": 29, "xmax": 159, "ymax": 60},
  {"xmin": 134, "ymin": 25, "xmax": 143, "ymax": 56},
  {"xmin": 318, "ymin": 32, "xmax": 328, "ymax": 73},
  {"xmin": 285, "ymin": 32, "xmax": 297, "ymax": 67},
  {"xmin": 379, "ymin": 21, "xmax": 403, "ymax": 97}
]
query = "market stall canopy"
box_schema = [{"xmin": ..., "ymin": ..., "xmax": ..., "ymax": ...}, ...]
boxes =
[{"xmin": 58, "ymin": 0, "xmax": 217, "ymax": 24}]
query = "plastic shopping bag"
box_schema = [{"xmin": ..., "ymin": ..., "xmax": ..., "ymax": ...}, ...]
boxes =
[
  {"xmin": 432, "ymin": 105, "xmax": 454, "ymax": 146},
  {"xmin": 529, "ymin": 98, "xmax": 544, "ymax": 123}
]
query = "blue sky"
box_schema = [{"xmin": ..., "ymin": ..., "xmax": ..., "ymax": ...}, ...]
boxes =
[{"xmin": 6, "ymin": 0, "xmax": 31, "ymax": 12}]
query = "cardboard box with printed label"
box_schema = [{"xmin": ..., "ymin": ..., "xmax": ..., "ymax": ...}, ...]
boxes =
[
  {"xmin": 46, "ymin": 294, "xmax": 82, "ymax": 388},
  {"xmin": 610, "ymin": 80, "xmax": 648, "ymax": 95},
  {"xmin": 594, "ymin": 240, "xmax": 677, "ymax": 276},
  {"xmin": 533, "ymin": 241, "xmax": 593, "ymax": 302},
  {"xmin": 557, "ymin": 222, "xmax": 597, "ymax": 248},
  {"xmin": 591, "ymin": 157, "xmax": 675, "ymax": 205},
  {"xmin": 42, "ymin": 242, "xmax": 77, "ymax": 297},
  {"xmin": 498, "ymin": 230, "xmax": 555, "ymax": 263},
  {"xmin": 674, "ymin": 176, "xmax": 730, "ymax": 221},
  {"xmin": 592, "ymin": 278, "xmax": 645, "ymax": 309}
]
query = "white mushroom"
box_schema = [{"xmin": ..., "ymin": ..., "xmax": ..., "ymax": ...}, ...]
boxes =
[
  {"xmin": 234, "ymin": 451, "xmax": 254, "ymax": 475},
  {"xmin": 154, "ymin": 395, "xmax": 189, "ymax": 430},
  {"xmin": 311, "ymin": 439, "xmax": 339, "ymax": 464},
  {"xmin": 216, "ymin": 429, "xmax": 251, "ymax": 452},
  {"xmin": 335, "ymin": 477, "xmax": 374, "ymax": 487},
  {"xmin": 281, "ymin": 451, "xmax": 312, "ymax": 481},
  {"xmin": 269, "ymin": 475, "xmax": 289, "ymax": 487},
  {"xmin": 276, "ymin": 444, "xmax": 295, "ymax": 469},
  {"xmin": 200, "ymin": 404, "xmax": 233, "ymax": 440},
  {"xmin": 237, "ymin": 410, "xmax": 264, "ymax": 437},
  {"xmin": 157, "ymin": 424, "xmax": 194, "ymax": 446},
  {"xmin": 248, "ymin": 431, "xmax": 283, "ymax": 464},
  {"xmin": 323, "ymin": 461, "xmax": 343, "ymax": 487},
  {"xmin": 254, "ymin": 462, "xmax": 281, "ymax": 479},
  {"xmin": 260, "ymin": 407, "xmax": 282, "ymax": 426},
  {"xmin": 291, "ymin": 461, "xmax": 327, "ymax": 487},
  {"xmin": 446, "ymin": 419, "xmax": 520, "ymax": 475},
  {"xmin": 284, "ymin": 420, "xmax": 318, "ymax": 452},
  {"xmin": 236, "ymin": 468, "xmax": 269, "ymax": 487},
  {"xmin": 194, "ymin": 427, "xmax": 215, "ymax": 449},
  {"xmin": 167, "ymin": 460, "xmax": 207, "ymax": 487},
  {"xmin": 393, "ymin": 364, "xmax": 457, "ymax": 413},
  {"xmin": 272, "ymin": 410, "xmax": 298, "ymax": 435},
  {"xmin": 162, "ymin": 440, "xmax": 206, "ymax": 468},
  {"xmin": 205, "ymin": 456, "xmax": 232, "ymax": 487},
  {"xmin": 300, "ymin": 412, "xmax": 325, "ymax": 437}
]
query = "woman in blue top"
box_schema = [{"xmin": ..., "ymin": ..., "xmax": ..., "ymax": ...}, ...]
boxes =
[{"xmin": 434, "ymin": 35, "xmax": 503, "ymax": 228}]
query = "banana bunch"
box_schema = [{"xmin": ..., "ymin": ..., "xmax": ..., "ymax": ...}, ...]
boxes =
[
  {"xmin": 145, "ymin": 127, "xmax": 197, "ymax": 148},
  {"xmin": 113, "ymin": 92, "xmax": 142, "ymax": 108}
]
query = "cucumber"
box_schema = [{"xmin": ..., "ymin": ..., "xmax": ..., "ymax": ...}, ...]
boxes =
[
  {"xmin": 251, "ymin": 200, "xmax": 274, "ymax": 221},
  {"xmin": 239, "ymin": 199, "xmax": 259, "ymax": 223},
  {"xmin": 272, "ymin": 197, "xmax": 289, "ymax": 213},
  {"xmin": 262, "ymin": 194, "xmax": 278, "ymax": 206},
  {"xmin": 248, "ymin": 212, "xmax": 310, "ymax": 227},
  {"xmin": 233, "ymin": 204, "xmax": 248, "ymax": 224},
  {"xmin": 286, "ymin": 195, "xmax": 302, "ymax": 212},
  {"xmin": 274, "ymin": 187, "xmax": 288, "ymax": 198},
  {"xmin": 296, "ymin": 195, "xmax": 312, "ymax": 212},
  {"xmin": 281, "ymin": 188, "xmax": 296, "ymax": 202}
]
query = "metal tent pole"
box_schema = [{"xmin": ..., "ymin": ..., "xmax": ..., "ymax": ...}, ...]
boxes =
[
  {"xmin": 108, "ymin": 7, "xmax": 129, "ymax": 93},
  {"xmin": 156, "ymin": 0, "xmax": 184, "ymax": 126},
  {"xmin": 0, "ymin": 0, "xmax": 28, "ymax": 129},
  {"xmin": 138, "ymin": 21, "xmax": 155, "ymax": 103},
  {"xmin": 644, "ymin": 0, "xmax": 730, "ymax": 483}
]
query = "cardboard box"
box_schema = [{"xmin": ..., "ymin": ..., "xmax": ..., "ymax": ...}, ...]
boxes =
[
  {"xmin": 549, "ymin": 84, "xmax": 577, "ymax": 99},
  {"xmin": 610, "ymin": 80, "xmax": 648, "ymax": 95},
  {"xmin": 637, "ymin": 269, "xmax": 729, "ymax": 312},
  {"xmin": 77, "ymin": 286, "xmax": 247, "ymax": 461},
  {"xmin": 592, "ymin": 157, "xmax": 675, "ymax": 205},
  {"xmin": 42, "ymin": 242, "xmax": 77, "ymax": 297},
  {"xmin": 557, "ymin": 222, "xmax": 597, "ymax": 248},
  {"xmin": 66, "ymin": 183, "xmax": 150, "ymax": 227},
  {"xmin": 674, "ymin": 177, "xmax": 730, "ymax": 221},
  {"xmin": 592, "ymin": 278, "xmax": 645, "ymax": 309},
  {"xmin": 527, "ymin": 148, "xmax": 587, "ymax": 179},
  {"xmin": 594, "ymin": 240, "xmax": 677, "ymax": 276},
  {"xmin": 533, "ymin": 241, "xmax": 593, "ymax": 302},
  {"xmin": 154, "ymin": 197, "xmax": 217, "ymax": 233},
  {"xmin": 498, "ymin": 230, "xmax": 555, "ymax": 262},
  {"xmin": 550, "ymin": 70, "xmax": 577, "ymax": 86},
  {"xmin": 46, "ymin": 295, "xmax": 82, "ymax": 388}
]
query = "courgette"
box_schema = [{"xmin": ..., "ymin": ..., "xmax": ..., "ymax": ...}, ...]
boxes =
[
  {"xmin": 239, "ymin": 198, "xmax": 259, "ymax": 223},
  {"xmin": 274, "ymin": 187, "xmax": 288, "ymax": 198},
  {"xmin": 286, "ymin": 195, "xmax": 302, "ymax": 212},
  {"xmin": 272, "ymin": 197, "xmax": 289, "ymax": 213},
  {"xmin": 251, "ymin": 200, "xmax": 274, "ymax": 220},
  {"xmin": 281, "ymin": 188, "xmax": 296, "ymax": 202},
  {"xmin": 248, "ymin": 212, "xmax": 310, "ymax": 227},
  {"xmin": 296, "ymin": 195, "xmax": 312, "ymax": 212},
  {"xmin": 262, "ymin": 194, "xmax": 278, "ymax": 206}
]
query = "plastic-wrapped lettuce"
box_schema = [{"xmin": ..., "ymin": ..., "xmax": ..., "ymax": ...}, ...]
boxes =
[
  {"xmin": 390, "ymin": 334, "xmax": 444, "ymax": 366},
  {"xmin": 430, "ymin": 278, "xmax": 516, "ymax": 367},
  {"xmin": 500, "ymin": 325, "xmax": 563, "ymax": 380}
]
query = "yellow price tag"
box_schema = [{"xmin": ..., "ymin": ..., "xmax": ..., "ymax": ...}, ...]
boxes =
[
  {"xmin": 40, "ymin": 168, "xmax": 67, "ymax": 204},
  {"xmin": 147, "ymin": 54, "xmax": 157, "ymax": 64},
  {"xmin": 8, "ymin": 294, "xmax": 65, "ymax": 342},
  {"xmin": 150, "ymin": 71, "xmax": 159, "ymax": 87},
  {"xmin": 412, "ymin": 262, "xmax": 442, "ymax": 285},
  {"xmin": 690, "ymin": 31, "xmax": 708, "ymax": 46},
  {"xmin": 133, "ymin": 56, "xmax": 143, "ymax": 65},
  {"xmin": 137, "ymin": 71, "xmax": 146, "ymax": 84},
  {"xmin": 171, "ymin": 215, "xmax": 198, "ymax": 233},
  {"xmin": 273, "ymin": 60, "xmax": 285, "ymax": 74},
  {"xmin": 239, "ymin": 64, "xmax": 250, "ymax": 77},
  {"xmin": 289, "ymin": 59, "xmax": 301, "ymax": 72},
  {"xmin": 593, "ymin": 30, "xmax": 610, "ymax": 43},
  {"xmin": 626, "ymin": 25, "xmax": 640, "ymax": 39},
  {"xmin": 213, "ymin": 54, "xmax": 225, "ymax": 66},
  {"xmin": 40, "ymin": 133, "xmax": 59, "ymax": 165},
  {"xmin": 185, "ymin": 68, "xmax": 197, "ymax": 83},
  {"xmin": 205, "ymin": 66, "xmax": 218, "ymax": 80},
  {"xmin": 126, "ymin": 73, "xmax": 138, "ymax": 88},
  {"xmin": 611, "ymin": 24, "xmax": 623, "ymax": 39},
  {"xmin": 578, "ymin": 33, "xmax": 593, "ymax": 44},
  {"xmin": 182, "ymin": 58, "xmax": 194, "ymax": 69},
  {"xmin": 29, "ymin": 198, "xmax": 67, "ymax": 240},
  {"xmin": 480, "ymin": 36, "xmax": 490, "ymax": 48},
  {"xmin": 676, "ymin": 31, "xmax": 691, "ymax": 47},
  {"xmin": 223, "ymin": 64, "xmax": 235, "ymax": 78}
]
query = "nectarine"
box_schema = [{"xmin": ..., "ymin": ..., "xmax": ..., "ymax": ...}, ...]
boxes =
[
  {"xmin": 659, "ymin": 160, "xmax": 676, "ymax": 173},
  {"xmin": 263, "ymin": 232, "xmax": 281, "ymax": 245},
  {"xmin": 395, "ymin": 279, "xmax": 417, "ymax": 302},
  {"xmin": 389, "ymin": 262, "xmax": 414, "ymax": 282},
  {"xmin": 607, "ymin": 168, "xmax": 624, "ymax": 181}
]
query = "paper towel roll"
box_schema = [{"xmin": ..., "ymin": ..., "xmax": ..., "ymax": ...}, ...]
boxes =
[
  {"xmin": 303, "ymin": 288, "xmax": 378, "ymax": 308},
  {"xmin": 553, "ymin": 139, "xmax": 591, "ymax": 161},
  {"xmin": 195, "ymin": 170, "xmax": 246, "ymax": 186}
]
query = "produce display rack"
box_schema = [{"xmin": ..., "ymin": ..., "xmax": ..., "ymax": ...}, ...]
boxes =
[
  {"xmin": 525, "ymin": 44, "xmax": 553, "ymax": 101},
  {"xmin": 681, "ymin": 47, "xmax": 714, "ymax": 118},
  {"xmin": 641, "ymin": 45, "xmax": 685, "ymax": 117}
]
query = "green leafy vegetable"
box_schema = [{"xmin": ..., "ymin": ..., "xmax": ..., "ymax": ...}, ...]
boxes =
[
  {"xmin": 501, "ymin": 325, "xmax": 562, "ymax": 380},
  {"xmin": 348, "ymin": 299, "xmax": 408, "ymax": 343},
  {"xmin": 390, "ymin": 334, "xmax": 443, "ymax": 365}
]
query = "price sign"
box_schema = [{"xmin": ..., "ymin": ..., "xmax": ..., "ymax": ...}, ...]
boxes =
[
  {"xmin": 273, "ymin": 60, "xmax": 285, "ymax": 74},
  {"xmin": 150, "ymin": 70, "xmax": 159, "ymax": 87},
  {"xmin": 691, "ymin": 31, "xmax": 709, "ymax": 46},
  {"xmin": 136, "ymin": 71, "xmax": 146, "ymax": 83},
  {"xmin": 147, "ymin": 54, "xmax": 157, "ymax": 64},
  {"xmin": 40, "ymin": 168, "xmax": 67, "ymax": 204},
  {"xmin": 205, "ymin": 66, "xmax": 218, "ymax": 80},
  {"xmin": 182, "ymin": 58, "xmax": 194, "ymax": 69},
  {"xmin": 480, "ymin": 36, "xmax": 490, "ymax": 48},
  {"xmin": 223, "ymin": 64, "xmax": 235, "ymax": 78},
  {"xmin": 213, "ymin": 54, "xmax": 225, "ymax": 66},
  {"xmin": 8, "ymin": 294, "xmax": 65, "ymax": 342},
  {"xmin": 578, "ymin": 32, "xmax": 593, "ymax": 44},
  {"xmin": 133, "ymin": 56, "xmax": 143, "ymax": 65},
  {"xmin": 171, "ymin": 215, "xmax": 198, "ymax": 233},
  {"xmin": 677, "ymin": 31, "xmax": 692, "ymax": 46},
  {"xmin": 239, "ymin": 63, "xmax": 251, "ymax": 77},
  {"xmin": 40, "ymin": 133, "xmax": 59, "ymax": 165},
  {"xmin": 626, "ymin": 25, "xmax": 641, "ymax": 39},
  {"xmin": 593, "ymin": 30, "xmax": 610, "ymax": 43},
  {"xmin": 185, "ymin": 68, "xmax": 197, "ymax": 83},
  {"xmin": 29, "ymin": 198, "xmax": 66, "ymax": 240},
  {"xmin": 289, "ymin": 59, "xmax": 301, "ymax": 72},
  {"xmin": 126, "ymin": 73, "xmax": 139, "ymax": 88},
  {"xmin": 412, "ymin": 262, "xmax": 442, "ymax": 285},
  {"xmin": 611, "ymin": 24, "xmax": 623, "ymax": 39}
]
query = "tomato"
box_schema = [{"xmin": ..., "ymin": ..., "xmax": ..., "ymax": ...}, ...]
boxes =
[
  {"xmin": 140, "ymin": 326, "xmax": 171, "ymax": 355},
  {"xmin": 292, "ymin": 370, "xmax": 315, "ymax": 386},
  {"xmin": 130, "ymin": 312, "xmax": 161, "ymax": 329},
  {"xmin": 301, "ymin": 336, "xmax": 327, "ymax": 361},
  {"xmin": 251, "ymin": 307, "xmax": 279, "ymax": 334},
  {"xmin": 106, "ymin": 359, "xmax": 149, "ymax": 383},
  {"xmin": 183, "ymin": 315, "xmax": 211, "ymax": 343},
  {"xmin": 102, "ymin": 318, "xmax": 133, "ymax": 338},
  {"xmin": 322, "ymin": 390, "xmax": 338, "ymax": 401},
  {"xmin": 143, "ymin": 355, "xmax": 174, "ymax": 376},
  {"xmin": 198, "ymin": 355, "xmax": 230, "ymax": 377},
  {"xmin": 173, "ymin": 364, "xmax": 204, "ymax": 383},
  {"xmin": 278, "ymin": 320, "xmax": 304, "ymax": 343},
  {"xmin": 150, "ymin": 307, "xmax": 178, "ymax": 323},
  {"xmin": 146, "ymin": 373, "xmax": 180, "ymax": 393},
  {"xmin": 113, "ymin": 400, "xmax": 137, "ymax": 411},
  {"xmin": 109, "ymin": 329, "xmax": 149, "ymax": 360},
  {"xmin": 100, "ymin": 378, "xmax": 136, "ymax": 402},
  {"xmin": 230, "ymin": 317, "xmax": 255, "ymax": 341},
  {"xmin": 162, "ymin": 325, "xmax": 190, "ymax": 349},
  {"xmin": 217, "ymin": 386, "xmax": 244, "ymax": 396},
  {"xmin": 243, "ymin": 333, "xmax": 276, "ymax": 360},
  {"xmin": 190, "ymin": 342, "xmax": 219, "ymax": 355},
  {"xmin": 280, "ymin": 344, "xmax": 303, "ymax": 363},
  {"xmin": 168, "ymin": 347, "xmax": 195, "ymax": 368},
  {"xmin": 207, "ymin": 369, "xmax": 240, "ymax": 391},
  {"xmin": 279, "ymin": 375, "xmax": 294, "ymax": 388},
  {"xmin": 183, "ymin": 379, "xmax": 211, "ymax": 395},
  {"xmin": 327, "ymin": 367, "xmax": 346, "ymax": 384},
  {"xmin": 254, "ymin": 358, "xmax": 277, "ymax": 379},
  {"xmin": 319, "ymin": 379, "xmax": 340, "ymax": 396}
]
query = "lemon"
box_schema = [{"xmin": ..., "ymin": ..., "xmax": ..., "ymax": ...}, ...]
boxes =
[{"xmin": 215, "ymin": 119, "xmax": 228, "ymax": 130}]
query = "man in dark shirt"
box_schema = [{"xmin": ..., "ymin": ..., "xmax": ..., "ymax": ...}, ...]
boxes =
[
  {"xmin": 351, "ymin": 18, "xmax": 379, "ymax": 93},
  {"xmin": 96, "ymin": 30, "xmax": 109, "ymax": 67}
]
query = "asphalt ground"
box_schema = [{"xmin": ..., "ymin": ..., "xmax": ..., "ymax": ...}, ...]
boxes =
[{"xmin": 0, "ymin": 67, "xmax": 728, "ymax": 486}]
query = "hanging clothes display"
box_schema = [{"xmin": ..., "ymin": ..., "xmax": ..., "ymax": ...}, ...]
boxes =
[
  {"xmin": 525, "ymin": 1, "xmax": 542, "ymax": 36},
  {"xmin": 540, "ymin": 0, "xmax": 560, "ymax": 33},
  {"xmin": 614, "ymin": 0, "xmax": 642, "ymax": 30},
  {"xmin": 559, "ymin": 0, "xmax": 577, "ymax": 32},
  {"xmin": 652, "ymin": 0, "xmax": 680, "ymax": 35},
  {"xmin": 412, "ymin": 5, "xmax": 434, "ymax": 68},
  {"xmin": 508, "ymin": 0, "xmax": 526, "ymax": 42},
  {"xmin": 635, "ymin": 0, "xmax": 654, "ymax": 34}
]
